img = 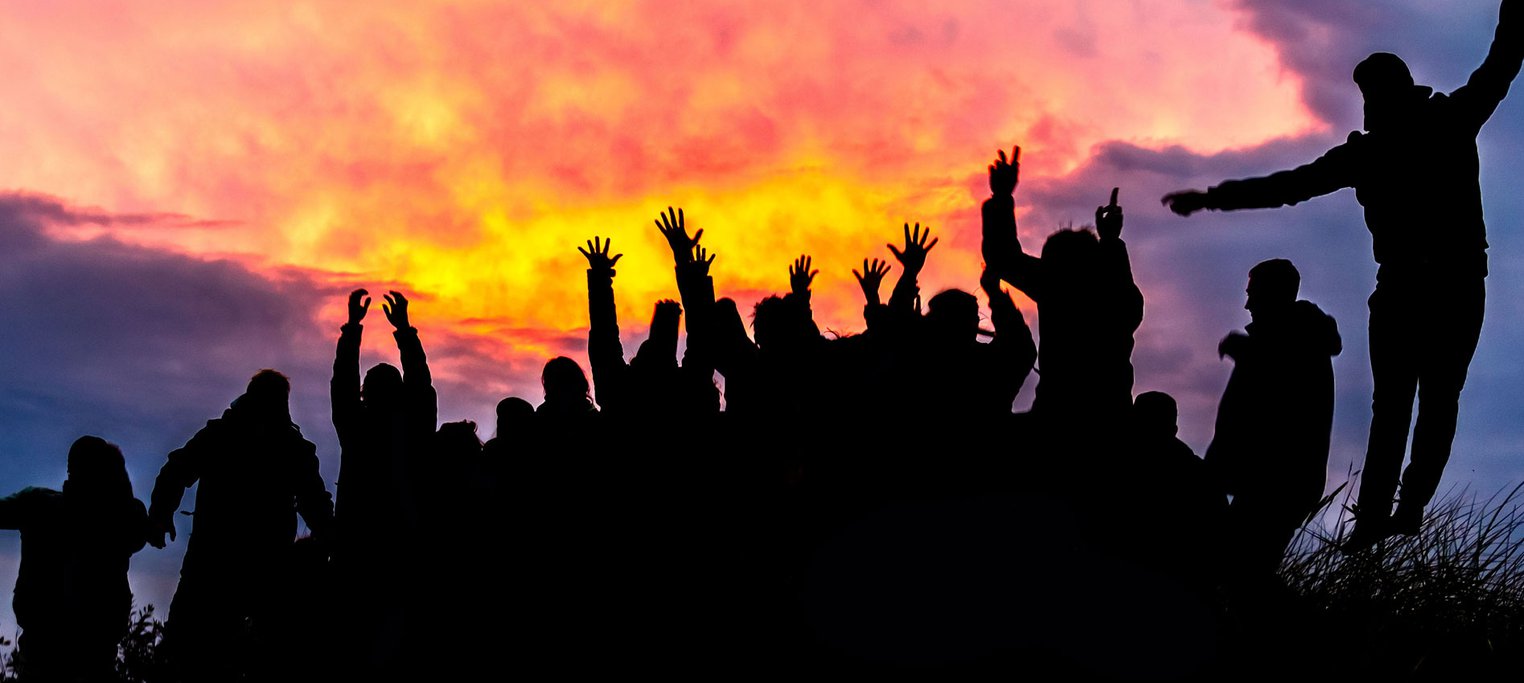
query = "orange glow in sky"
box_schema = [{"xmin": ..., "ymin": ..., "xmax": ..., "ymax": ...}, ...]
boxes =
[{"xmin": 0, "ymin": 1, "xmax": 1320, "ymax": 397}]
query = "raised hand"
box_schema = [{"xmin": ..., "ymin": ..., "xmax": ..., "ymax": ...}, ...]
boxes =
[
  {"xmin": 347, "ymin": 288, "xmax": 371, "ymax": 326},
  {"xmin": 1162, "ymin": 190, "xmax": 1209, "ymax": 217},
  {"xmin": 789, "ymin": 254, "xmax": 818, "ymax": 296},
  {"xmin": 853, "ymin": 258, "xmax": 892, "ymax": 305},
  {"xmin": 382, "ymin": 291, "xmax": 411, "ymax": 330},
  {"xmin": 578, "ymin": 236, "xmax": 624, "ymax": 276},
  {"xmin": 1096, "ymin": 187, "xmax": 1124, "ymax": 239},
  {"xmin": 691, "ymin": 245, "xmax": 716, "ymax": 276},
  {"xmin": 887, "ymin": 222, "xmax": 939, "ymax": 274},
  {"xmin": 655, "ymin": 206, "xmax": 702, "ymax": 264},
  {"xmin": 989, "ymin": 146, "xmax": 1021, "ymax": 196}
]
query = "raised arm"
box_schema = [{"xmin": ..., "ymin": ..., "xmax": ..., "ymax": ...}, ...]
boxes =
[
  {"xmin": 331, "ymin": 289, "xmax": 368, "ymax": 446},
  {"xmin": 853, "ymin": 258, "xmax": 891, "ymax": 308},
  {"xmin": 981, "ymin": 146, "xmax": 1044, "ymax": 300},
  {"xmin": 887, "ymin": 223, "xmax": 937, "ymax": 313},
  {"xmin": 787, "ymin": 254, "xmax": 823, "ymax": 338},
  {"xmin": 1451, "ymin": 0, "xmax": 1524, "ymax": 132},
  {"xmin": 1097, "ymin": 188, "xmax": 1145, "ymax": 331},
  {"xmin": 579, "ymin": 236, "xmax": 629, "ymax": 410},
  {"xmin": 660, "ymin": 206, "xmax": 718, "ymax": 348},
  {"xmin": 655, "ymin": 206, "xmax": 702, "ymax": 266},
  {"xmin": 0, "ymin": 489, "xmax": 41, "ymax": 530},
  {"xmin": 1162, "ymin": 139, "xmax": 1357, "ymax": 216},
  {"xmin": 677, "ymin": 245, "xmax": 717, "ymax": 333},
  {"xmin": 384, "ymin": 290, "xmax": 437, "ymax": 432}
]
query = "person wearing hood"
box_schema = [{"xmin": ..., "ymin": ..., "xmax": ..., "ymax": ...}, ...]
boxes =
[
  {"xmin": 0, "ymin": 436, "xmax": 148, "ymax": 680},
  {"xmin": 1163, "ymin": 0, "xmax": 1523, "ymax": 548},
  {"xmin": 1206, "ymin": 260, "xmax": 1341, "ymax": 589},
  {"xmin": 147, "ymin": 369, "xmax": 334, "ymax": 680}
]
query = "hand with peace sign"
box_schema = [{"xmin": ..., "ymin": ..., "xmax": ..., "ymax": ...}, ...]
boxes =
[{"xmin": 989, "ymin": 146, "xmax": 1021, "ymax": 196}]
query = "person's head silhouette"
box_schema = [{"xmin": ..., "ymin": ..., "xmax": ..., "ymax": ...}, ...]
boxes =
[
  {"xmin": 541, "ymin": 356, "xmax": 590, "ymax": 405},
  {"xmin": 752, "ymin": 296, "xmax": 790, "ymax": 351},
  {"xmin": 495, "ymin": 397, "xmax": 535, "ymax": 437},
  {"xmin": 362, "ymin": 363, "xmax": 403, "ymax": 408},
  {"xmin": 1132, "ymin": 391, "xmax": 1180, "ymax": 441},
  {"xmin": 64, "ymin": 435, "xmax": 133, "ymax": 501},
  {"xmin": 926, "ymin": 289, "xmax": 980, "ymax": 344},
  {"xmin": 1246, "ymin": 258, "xmax": 1300, "ymax": 323},
  {"xmin": 1354, "ymin": 52, "xmax": 1428, "ymax": 132},
  {"xmin": 1041, "ymin": 228, "xmax": 1100, "ymax": 285},
  {"xmin": 437, "ymin": 420, "xmax": 482, "ymax": 452},
  {"xmin": 241, "ymin": 369, "xmax": 293, "ymax": 423}
]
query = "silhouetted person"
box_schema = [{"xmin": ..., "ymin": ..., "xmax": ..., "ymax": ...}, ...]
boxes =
[
  {"xmin": 538, "ymin": 356, "xmax": 597, "ymax": 418},
  {"xmin": 710, "ymin": 252, "xmax": 827, "ymax": 418},
  {"xmin": 418, "ymin": 420, "xmax": 486, "ymax": 678},
  {"xmin": 1163, "ymin": 1, "xmax": 1522, "ymax": 547},
  {"xmin": 483, "ymin": 397, "xmax": 535, "ymax": 459},
  {"xmin": 330, "ymin": 289, "xmax": 436, "ymax": 677},
  {"xmin": 0, "ymin": 436, "xmax": 147, "ymax": 681},
  {"xmin": 984, "ymin": 151, "xmax": 1143, "ymax": 422},
  {"xmin": 579, "ymin": 234, "xmax": 691, "ymax": 418},
  {"xmin": 901, "ymin": 272, "xmax": 1035, "ymax": 417},
  {"xmin": 1125, "ymin": 393, "xmax": 1227, "ymax": 592},
  {"xmin": 1206, "ymin": 260, "xmax": 1341, "ymax": 586},
  {"xmin": 481, "ymin": 396, "xmax": 536, "ymax": 503},
  {"xmin": 148, "ymin": 369, "xmax": 334, "ymax": 681},
  {"xmin": 655, "ymin": 207, "xmax": 723, "ymax": 414}
]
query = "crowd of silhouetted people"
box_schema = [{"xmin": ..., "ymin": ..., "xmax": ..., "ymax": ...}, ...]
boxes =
[
  {"xmin": 4, "ymin": 2, "xmax": 1523, "ymax": 675},
  {"xmin": 0, "ymin": 150, "xmax": 1348, "ymax": 679}
]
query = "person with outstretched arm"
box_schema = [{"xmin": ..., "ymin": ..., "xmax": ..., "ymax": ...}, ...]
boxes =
[
  {"xmin": 1161, "ymin": 0, "xmax": 1523, "ymax": 550},
  {"xmin": 0, "ymin": 436, "xmax": 148, "ymax": 681}
]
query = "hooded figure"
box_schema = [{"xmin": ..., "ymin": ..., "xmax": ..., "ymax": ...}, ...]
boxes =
[
  {"xmin": 148, "ymin": 369, "xmax": 334, "ymax": 680},
  {"xmin": 1206, "ymin": 260, "xmax": 1341, "ymax": 582},
  {"xmin": 0, "ymin": 436, "xmax": 148, "ymax": 680}
]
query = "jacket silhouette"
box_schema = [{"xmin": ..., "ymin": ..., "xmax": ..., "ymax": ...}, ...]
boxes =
[
  {"xmin": 0, "ymin": 436, "xmax": 148, "ymax": 681},
  {"xmin": 1206, "ymin": 261, "xmax": 1341, "ymax": 578},
  {"xmin": 1208, "ymin": 306, "xmax": 1341, "ymax": 509},
  {"xmin": 149, "ymin": 370, "xmax": 333, "ymax": 680}
]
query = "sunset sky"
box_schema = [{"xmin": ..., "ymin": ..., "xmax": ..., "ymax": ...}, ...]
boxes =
[{"xmin": 3, "ymin": 0, "xmax": 1523, "ymax": 623}]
